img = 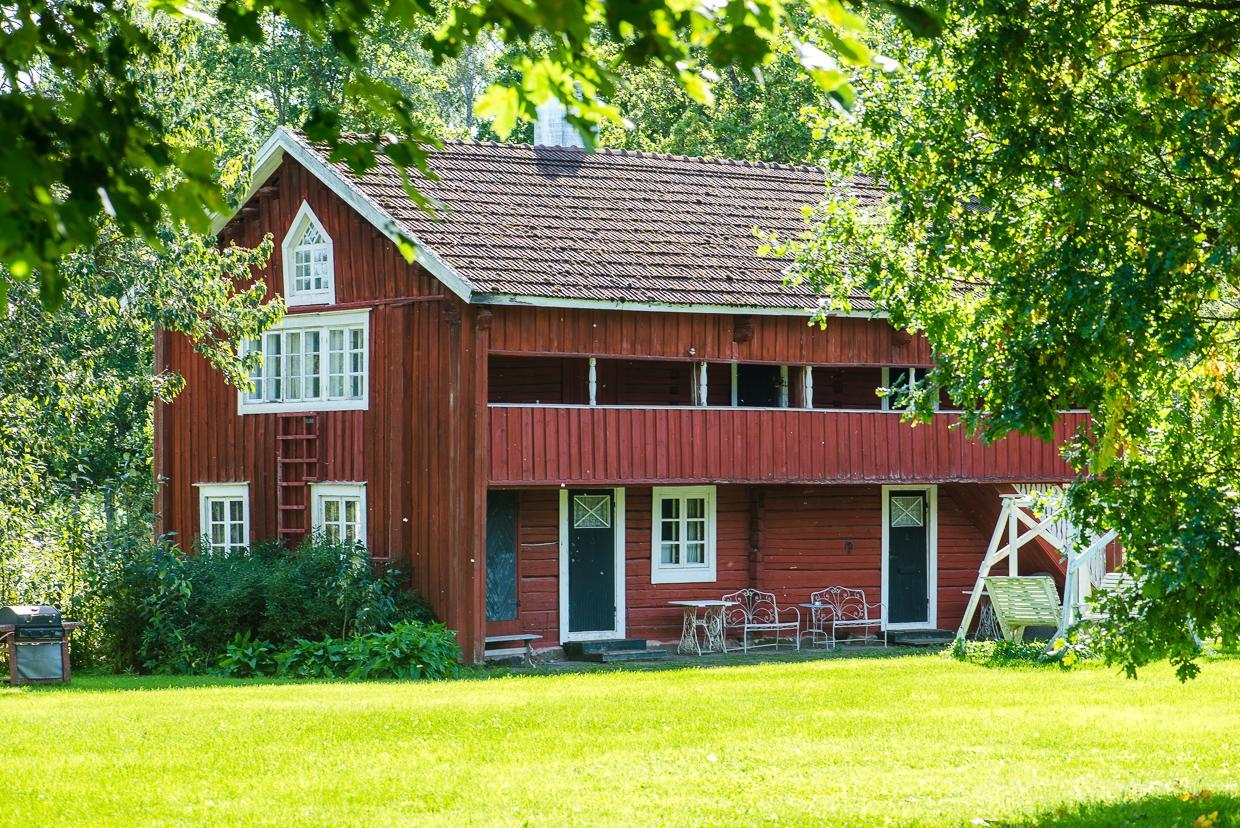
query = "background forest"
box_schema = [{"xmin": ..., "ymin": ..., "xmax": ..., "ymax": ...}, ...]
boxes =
[{"xmin": 0, "ymin": 13, "xmax": 828, "ymax": 669}]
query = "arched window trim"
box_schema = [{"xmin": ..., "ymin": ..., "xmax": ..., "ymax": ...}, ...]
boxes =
[{"xmin": 281, "ymin": 201, "xmax": 335, "ymax": 306}]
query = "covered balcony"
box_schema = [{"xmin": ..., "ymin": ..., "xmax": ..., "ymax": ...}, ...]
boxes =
[{"xmin": 486, "ymin": 355, "xmax": 1086, "ymax": 486}]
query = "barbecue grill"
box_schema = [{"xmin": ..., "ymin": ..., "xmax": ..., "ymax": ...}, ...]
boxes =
[{"xmin": 0, "ymin": 605, "xmax": 79, "ymax": 684}]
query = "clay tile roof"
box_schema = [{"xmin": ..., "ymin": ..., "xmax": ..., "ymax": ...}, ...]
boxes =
[{"xmin": 309, "ymin": 134, "xmax": 884, "ymax": 312}]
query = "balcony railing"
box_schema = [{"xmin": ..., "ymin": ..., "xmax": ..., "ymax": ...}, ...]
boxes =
[{"xmin": 488, "ymin": 404, "xmax": 1087, "ymax": 486}]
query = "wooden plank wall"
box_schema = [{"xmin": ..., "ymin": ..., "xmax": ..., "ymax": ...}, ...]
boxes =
[
  {"xmin": 153, "ymin": 155, "xmax": 487, "ymax": 660},
  {"xmin": 503, "ymin": 484, "xmax": 997, "ymax": 647},
  {"xmin": 489, "ymin": 306, "xmax": 934, "ymax": 366},
  {"xmin": 489, "ymin": 407, "xmax": 1086, "ymax": 485}
]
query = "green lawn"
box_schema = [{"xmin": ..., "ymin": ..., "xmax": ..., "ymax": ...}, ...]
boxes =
[{"xmin": 3, "ymin": 654, "xmax": 1238, "ymax": 826}]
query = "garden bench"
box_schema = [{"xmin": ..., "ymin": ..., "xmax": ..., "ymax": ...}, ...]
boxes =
[
  {"xmin": 804, "ymin": 586, "xmax": 886, "ymax": 648},
  {"xmin": 721, "ymin": 589, "xmax": 800, "ymax": 652},
  {"xmin": 483, "ymin": 634, "xmax": 542, "ymax": 666},
  {"xmin": 1077, "ymin": 572, "xmax": 1137, "ymax": 623}
]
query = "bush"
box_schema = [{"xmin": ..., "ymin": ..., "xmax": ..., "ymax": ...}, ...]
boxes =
[
  {"xmin": 84, "ymin": 534, "xmax": 438, "ymax": 674},
  {"xmin": 221, "ymin": 622, "xmax": 461, "ymax": 681},
  {"xmin": 218, "ymin": 632, "xmax": 278, "ymax": 678},
  {"xmin": 950, "ymin": 638, "xmax": 1059, "ymax": 667}
]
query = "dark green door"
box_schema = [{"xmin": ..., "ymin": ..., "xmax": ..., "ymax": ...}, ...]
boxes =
[
  {"xmin": 887, "ymin": 491, "xmax": 929, "ymax": 625},
  {"xmin": 567, "ymin": 489, "xmax": 617, "ymax": 635}
]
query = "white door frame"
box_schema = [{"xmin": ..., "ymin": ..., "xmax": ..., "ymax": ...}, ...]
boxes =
[
  {"xmin": 559, "ymin": 487, "xmax": 626, "ymax": 642},
  {"xmin": 880, "ymin": 484, "xmax": 938, "ymax": 631}
]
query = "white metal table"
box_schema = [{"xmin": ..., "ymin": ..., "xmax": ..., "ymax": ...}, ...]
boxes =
[
  {"xmin": 669, "ymin": 600, "xmax": 734, "ymax": 655},
  {"xmin": 798, "ymin": 602, "xmax": 832, "ymax": 648}
]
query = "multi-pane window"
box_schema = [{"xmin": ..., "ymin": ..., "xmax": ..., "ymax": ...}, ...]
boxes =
[
  {"xmin": 650, "ymin": 486, "xmax": 717, "ymax": 584},
  {"xmin": 240, "ymin": 310, "xmax": 369, "ymax": 413},
  {"xmin": 292, "ymin": 224, "xmax": 330, "ymax": 294},
  {"xmin": 282, "ymin": 202, "xmax": 334, "ymax": 305},
  {"xmin": 312, "ymin": 483, "xmax": 366, "ymax": 546},
  {"xmin": 197, "ymin": 483, "xmax": 249, "ymax": 555}
]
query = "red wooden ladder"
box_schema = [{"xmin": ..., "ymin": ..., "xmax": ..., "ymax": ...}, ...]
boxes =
[{"xmin": 276, "ymin": 413, "xmax": 320, "ymax": 543}]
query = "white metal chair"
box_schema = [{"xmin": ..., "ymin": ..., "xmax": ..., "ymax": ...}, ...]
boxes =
[
  {"xmin": 807, "ymin": 586, "xmax": 885, "ymax": 648},
  {"xmin": 721, "ymin": 589, "xmax": 801, "ymax": 652}
]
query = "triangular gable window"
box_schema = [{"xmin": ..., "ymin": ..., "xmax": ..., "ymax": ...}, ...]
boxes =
[{"xmin": 282, "ymin": 202, "xmax": 335, "ymax": 305}]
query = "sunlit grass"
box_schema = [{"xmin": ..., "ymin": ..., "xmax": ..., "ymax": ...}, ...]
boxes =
[{"xmin": 3, "ymin": 654, "xmax": 1237, "ymax": 826}]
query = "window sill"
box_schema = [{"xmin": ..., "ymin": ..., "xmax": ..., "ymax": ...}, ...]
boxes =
[
  {"xmin": 651, "ymin": 567, "xmax": 717, "ymax": 585},
  {"xmin": 237, "ymin": 398, "xmax": 368, "ymax": 415}
]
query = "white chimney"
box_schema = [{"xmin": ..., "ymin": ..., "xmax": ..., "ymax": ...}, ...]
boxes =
[{"xmin": 533, "ymin": 97, "xmax": 584, "ymax": 148}]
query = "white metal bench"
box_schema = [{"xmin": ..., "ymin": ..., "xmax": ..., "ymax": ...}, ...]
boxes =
[
  {"xmin": 483, "ymin": 634, "xmax": 542, "ymax": 665},
  {"xmin": 722, "ymin": 589, "xmax": 801, "ymax": 652},
  {"xmin": 983, "ymin": 576, "xmax": 1062, "ymax": 641},
  {"xmin": 806, "ymin": 586, "xmax": 885, "ymax": 648}
]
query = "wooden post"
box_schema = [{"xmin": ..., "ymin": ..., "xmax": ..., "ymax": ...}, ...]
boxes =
[
  {"xmin": 1007, "ymin": 498, "xmax": 1019, "ymax": 576},
  {"xmin": 588, "ymin": 357, "xmax": 597, "ymax": 406}
]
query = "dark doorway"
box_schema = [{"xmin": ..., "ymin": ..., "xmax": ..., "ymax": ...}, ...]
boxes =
[
  {"xmin": 566, "ymin": 489, "xmax": 618, "ymax": 635},
  {"xmin": 736, "ymin": 364, "xmax": 782, "ymax": 407},
  {"xmin": 485, "ymin": 491, "xmax": 518, "ymax": 623},
  {"xmin": 887, "ymin": 490, "xmax": 930, "ymax": 625}
]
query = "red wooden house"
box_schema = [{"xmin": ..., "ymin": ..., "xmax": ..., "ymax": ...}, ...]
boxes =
[{"xmin": 154, "ymin": 125, "xmax": 1083, "ymax": 662}]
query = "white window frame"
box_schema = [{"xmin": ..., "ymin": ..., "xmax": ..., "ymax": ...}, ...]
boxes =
[
  {"xmin": 281, "ymin": 201, "xmax": 336, "ymax": 306},
  {"xmin": 881, "ymin": 366, "xmax": 941, "ymax": 412},
  {"xmin": 238, "ymin": 308, "xmax": 370, "ymax": 414},
  {"xmin": 195, "ymin": 483, "xmax": 250, "ymax": 555},
  {"xmin": 310, "ymin": 482, "xmax": 367, "ymax": 547},
  {"xmin": 650, "ymin": 485, "xmax": 717, "ymax": 584}
]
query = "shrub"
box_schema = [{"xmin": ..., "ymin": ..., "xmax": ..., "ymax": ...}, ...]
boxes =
[
  {"xmin": 344, "ymin": 622, "xmax": 462, "ymax": 680},
  {"xmin": 227, "ymin": 621, "xmax": 462, "ymax": 681},
  {"xmin": 950, "ymin": 638, "xmax": 1059, "ymax": 667},
  {"xmin": 80, "ymin": 534, "xmax": 438, "ymax": 674},
  {"xmin": 218, "ymin": 632, "xmax": 278, "ymax": 678}
]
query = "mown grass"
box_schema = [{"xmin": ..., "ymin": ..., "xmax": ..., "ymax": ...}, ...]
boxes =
[{"xmin": 2, "ymin": 654, "xmax": 1237, "ymax": 826}]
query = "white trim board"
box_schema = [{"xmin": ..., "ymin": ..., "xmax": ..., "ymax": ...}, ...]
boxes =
[
  {"xmin": 880, "ymin": 484, "xmax": 939, "ymax": 631},
  {"xmin": 210, "ymin": 127, "xmax": 476, "ymax": 304},
  {"xmin": 558, "ymin": 488, "xmax": 627, "ymax": 643}
]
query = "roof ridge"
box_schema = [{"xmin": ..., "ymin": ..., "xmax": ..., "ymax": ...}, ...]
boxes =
[
  {"xmin": 316, "ymin": 129, "xmax": 826, "ymax": 174},
  {"xmin": 431, "ymin": 137, "xmax": 827, "ymax": 175}
]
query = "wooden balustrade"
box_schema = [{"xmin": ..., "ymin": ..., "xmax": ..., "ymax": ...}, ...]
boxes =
[{"xmin": 488, "ymin": 405, "xmax": 1087, "ymax": 486}]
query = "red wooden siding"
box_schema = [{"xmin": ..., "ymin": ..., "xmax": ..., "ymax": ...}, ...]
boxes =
[
  {"xmin": 488, "ymin": 407, "xmax": 1086, "ymax": 486},
  {"xmin": 488, "ymin": 306, "xmax": 934, "ymax": 366},
  {"xmin": 595, "ymin": 359, "xmax": 695, "ymax": 405},
  {"xmin": 154, "ymin": 155, "xmax": 488, "ymax": 661},
  {"xmin": 503, "ymin": 484, "xmax": 998, "ymax": 647},
  {"xmin": 488, "ymin": 355, "xmax": 589, "ymax": 404},
  {"xmin": 811, "ymin": 367, "xmax": 886, "ymax": 409}
]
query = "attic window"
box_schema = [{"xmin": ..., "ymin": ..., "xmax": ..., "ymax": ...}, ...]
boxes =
[{"xmin": 282, "ymin": 201, "xmax": 335, "ymax": 306}]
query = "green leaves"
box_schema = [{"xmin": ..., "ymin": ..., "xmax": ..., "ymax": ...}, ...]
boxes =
[
  {"xmin": 787, "ymin": 0, "xmax": 1240, "ymax": 677},
  {"xmin": 882, "ymin": 1, "xmax": 943, "ymax": 38}
]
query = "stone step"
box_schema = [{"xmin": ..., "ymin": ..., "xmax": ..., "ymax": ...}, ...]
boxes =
[
  {"xmin": 578, "ymin": 648, "xmax": 670, "ymax": 664},
  {"xmin": 562, "ymin": 639, "xmax": 648, "ymax": 659},
  {"xmin": 890, "ymin": 629, "xmax": 955, "ymax": 647}
]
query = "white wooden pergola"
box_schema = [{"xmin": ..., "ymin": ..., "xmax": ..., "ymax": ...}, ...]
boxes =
[{"xmin": 956, "ymin": 491, "xmax": 1117, "ymax": 642}]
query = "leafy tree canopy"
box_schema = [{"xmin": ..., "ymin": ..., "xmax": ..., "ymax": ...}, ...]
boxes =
[
  {"xmin": 0, "ymin": 0, "xmax": 942, "ymax": 305},
  {"xmin": 774, "ymin": 0, "xmax": 1240, "ymax": 678}
]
